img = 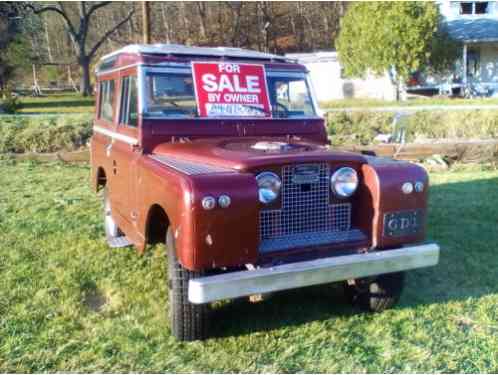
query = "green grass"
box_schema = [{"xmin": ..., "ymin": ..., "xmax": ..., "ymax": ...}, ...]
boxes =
[
  {"xmin": 1, "ymin": 161, "xmax": 498, "ymax": 372},
  {"xmin": 17, "ymin": 93, "xmax": 95, "ymax": 114},
  {"xmin": 320, "ymin": 97, "xmax": 498, "ymax": 109}
]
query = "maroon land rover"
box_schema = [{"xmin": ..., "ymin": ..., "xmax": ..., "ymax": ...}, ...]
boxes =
[{"xmin": 91, "ymin": 44, "xmax": 439, "ymax": 341}]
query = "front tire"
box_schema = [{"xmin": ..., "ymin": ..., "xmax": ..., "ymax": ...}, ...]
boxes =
[
  {"xmin": 345, "ymin": 272, "xmax": 405, "ymax": 313},
  {"xmin": 167, "ymin": 227, "xmax": 208, "ymax": 341}
]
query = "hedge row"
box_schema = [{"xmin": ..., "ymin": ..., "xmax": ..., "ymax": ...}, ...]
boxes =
[
  {"xmin": 327, "ymin": 110, "xmax": 498, "ymax": 146},
  {"xmin": 0, "ymin": 114, "xmax": 93, "ymax": 153},
  {"xmin": 2, "ymin": 110, "xmax": 498, "ymax": 154}
]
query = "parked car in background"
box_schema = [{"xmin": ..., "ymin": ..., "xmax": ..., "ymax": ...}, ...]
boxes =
[{"xmin": 91, "ymin": 44, "xmax": 440, "ymax": 341}]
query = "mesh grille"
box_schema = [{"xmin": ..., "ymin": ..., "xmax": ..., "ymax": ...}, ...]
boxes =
[{"xmin": 259, "ymin": 163, "xmax": 365, "ymax": 253}]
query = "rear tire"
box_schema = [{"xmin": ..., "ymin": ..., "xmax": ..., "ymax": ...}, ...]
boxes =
[
  {"xmin": 167, "ymin": 227, "xmax": 208, "ymax": 341},
  {"xmin": 345, "ymin": 272, "xmax": 405, "ymax": 313}
]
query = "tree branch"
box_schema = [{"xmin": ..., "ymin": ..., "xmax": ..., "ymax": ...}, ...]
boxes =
[
  {"xmin": 88, "ymin": 8, "xmax": 135, "ymax": 58},
  {"xmin": 57, "ymin": 2, "xmax": 80, "ymax": 53},
  {"xmin": 25, "ymin": 3, "xmax": 78, "ymax": 39},
  {"xmin": 86, "ymin": 1, "xmax": 111, "ymax": 19}
]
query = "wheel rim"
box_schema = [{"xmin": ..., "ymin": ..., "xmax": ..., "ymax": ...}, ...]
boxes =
[{"xmin": 104, "ymin": 195, "xmax": 119, "ymax": 238}]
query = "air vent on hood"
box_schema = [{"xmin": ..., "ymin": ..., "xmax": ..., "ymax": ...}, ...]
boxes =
[{"xmin": 251, "ymin": 141, "xmax": 292, "ymax": 152}]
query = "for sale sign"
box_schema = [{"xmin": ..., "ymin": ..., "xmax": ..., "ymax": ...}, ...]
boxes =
[{"xmin": 192, "ymin": 62, "xmax": 271, "ymax": 117}]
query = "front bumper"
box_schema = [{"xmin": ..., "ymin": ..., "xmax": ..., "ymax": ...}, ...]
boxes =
[{"xmin": 188, "ymin": 243, "xmax": 439, "ymax": 304}]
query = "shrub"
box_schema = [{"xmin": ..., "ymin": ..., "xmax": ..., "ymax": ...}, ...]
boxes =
[
  {"xmin": 327, "ymin": 111, "xmax": 394, "ymax": 146},
  {"xmin": 0, "ymin": 114, "xmax": 93, "ymax": 153},
  {"xmin": 0, "ymin": 94, "xmax": 20, "ymax": 114},
  {"xmin": 405, "ymin": 110, "xmax": 498, "ymax": 140},
  {"xmin": 327, "ymin": 110, "xmax": 498, "ymax": 146}
]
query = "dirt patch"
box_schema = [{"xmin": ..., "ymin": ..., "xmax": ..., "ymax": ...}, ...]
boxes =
[{"xmin": 83, "ymin": 288, "xmax": 108, "ymax": 313}]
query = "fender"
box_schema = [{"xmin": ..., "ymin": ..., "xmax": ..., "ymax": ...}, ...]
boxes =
[
  {"xmin": 136, "ymin": 156, "xmax": 259, "ymax": 271},
  {"xmin": 361, "ymin": 157, "xmax": 429, "ymax": 249}
]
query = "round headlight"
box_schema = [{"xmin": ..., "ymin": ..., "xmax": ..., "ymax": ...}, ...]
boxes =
[
  {"xmin": 331, "ymin": 167, "xmax": 358, "ymax": 198},
  {"xmin": 256, "ymin": 172, "xmax": 281, "ymax": 204}
]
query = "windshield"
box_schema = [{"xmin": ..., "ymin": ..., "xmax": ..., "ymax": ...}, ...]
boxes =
[{"xmin": 143, "ymin": 70, "xmax": 316, "ymax": 119}]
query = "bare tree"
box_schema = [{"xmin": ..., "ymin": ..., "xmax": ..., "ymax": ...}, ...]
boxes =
[{"xmin": 27, "ymin": 1, "xmax": 135, "ymax": 96}]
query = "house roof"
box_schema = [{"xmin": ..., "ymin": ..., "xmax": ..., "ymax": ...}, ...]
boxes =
[
  {"xmin": 446, "ymin": 18, "xmax": 498, "ymax": 43},
  {"xmin": 285, "ymin": 51, "xmax": 338, "ymax": 64}
]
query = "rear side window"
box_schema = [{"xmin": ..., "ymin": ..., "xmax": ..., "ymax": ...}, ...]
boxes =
[
  {"xmin": 99, "ymin": 80, "xmax": 115, "ymax": 122},
  {"xmin": 119, "ymin": 76, "xmax": 138, "ymax": 127}
]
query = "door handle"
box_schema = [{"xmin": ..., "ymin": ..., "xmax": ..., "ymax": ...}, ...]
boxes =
[{"xmin": 106, "ymin": 143, "xmax": 113, "ymax": 157}]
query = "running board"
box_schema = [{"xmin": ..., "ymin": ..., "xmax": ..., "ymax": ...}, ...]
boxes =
[{"xmin": 107, "ymin": 236, "xmax": 133, "ymax": 248}]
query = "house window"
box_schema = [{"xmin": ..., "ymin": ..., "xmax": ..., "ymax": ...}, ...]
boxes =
[
  {"xmin": 475, "ymin": 1, "xmax": 489, "ymax": 13},
  {"xmin": 460, "ymin": 2, "xmax": 473, "ymax": 13},
  {"xmin": 99, "ymin": 80, "xmax": 115, "ymax": 122},
  {"xmin": 119, "ymin": 76, "xmax": 138, "ymax": 127},
  {"xmin": 459, "ymin": 1, "xmax": 489, "ymax": 14}
]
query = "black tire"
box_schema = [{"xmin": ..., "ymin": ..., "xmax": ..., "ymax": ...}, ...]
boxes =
[
  {"xmin": 345, "ymin": 272, "xmax": 405, "ymax": 313},
  {"xmin": 167, "ymin": 227, "xmax": 208, "ymax": 341},
  {"xmin": 103, "ymin": 187, "xmax": 122, "ymax": 240}
]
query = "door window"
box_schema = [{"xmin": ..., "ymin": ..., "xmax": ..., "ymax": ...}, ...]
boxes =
[
  {"xmin": 119, "ymin": 76, "xmax": 138, "ymax": 127},
  {"xmin": 99, "ymin": 80, "xmax": 115, "ymax": 122}
]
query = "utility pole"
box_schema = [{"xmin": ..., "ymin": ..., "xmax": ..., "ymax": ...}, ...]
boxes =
[{"xmin": 142, "ymin": 1, "xmax": 151, "ymax": 44}]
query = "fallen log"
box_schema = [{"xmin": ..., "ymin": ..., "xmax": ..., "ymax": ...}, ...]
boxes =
[
  {"xmin": 5, "ymin": 149, "xmax": 89, "ymax": 163},
  {"xmin": 3, "ymin": 140, "xmax": 498, "ymax": 164},
  {"xmin": 337, "ymin": 140, "xmax": 498, "ymax": 162}
]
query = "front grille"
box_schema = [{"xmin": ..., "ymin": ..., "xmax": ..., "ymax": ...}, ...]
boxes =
[{"xmin": 259, "ymin": 163, "xmax": 366, "ymax": 253}]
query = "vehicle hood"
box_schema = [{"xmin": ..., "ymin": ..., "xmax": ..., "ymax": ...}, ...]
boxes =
[{"xmin": 151, "ymin": 138, "xmax": 366, "ymax": 172}]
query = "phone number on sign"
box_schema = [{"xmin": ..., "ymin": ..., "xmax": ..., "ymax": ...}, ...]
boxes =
[{"xmin": 205, "ymin": 103, "xmax": 267, "ymax": 117}]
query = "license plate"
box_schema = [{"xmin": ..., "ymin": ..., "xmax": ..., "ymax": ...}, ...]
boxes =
[{"xmin": 384, "ymin": 210, "xmax": 424, "ymax": 237}]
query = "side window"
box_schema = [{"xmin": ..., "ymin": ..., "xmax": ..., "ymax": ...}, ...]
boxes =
[
  {"xmin": 99, "ymin": 80, "xmax": 115, "ymax": 122},
  {"xmin": 119, "ymin": 76, "xmax": 138, "ymax": 127}
]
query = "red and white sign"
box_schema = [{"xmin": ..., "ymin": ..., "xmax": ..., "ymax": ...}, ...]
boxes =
[{"xmin": 192, "ymin": 62, "xmax": 271, "ymax": 118}]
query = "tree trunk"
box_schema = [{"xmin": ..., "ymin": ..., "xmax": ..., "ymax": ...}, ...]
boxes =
[{"xmin": 80, "ymin": 57, "xmax": 92, "ymax": 96}]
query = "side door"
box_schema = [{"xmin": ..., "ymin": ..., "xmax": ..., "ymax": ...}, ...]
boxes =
[
  {"xmin": 93, "ymin": 77, "xmax": 118, "ymax": 192},
  {"xmin": 112, "ymin": 70, "xmax": 140, "ymax": 230}
]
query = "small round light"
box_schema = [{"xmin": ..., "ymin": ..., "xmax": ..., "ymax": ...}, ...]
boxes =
[
  {"xmin": 331, "ymin": 167, "xmax": 359, "ymax": 198},
  {"xmin": 414, "ymin": 181, "xmax": 424, "ymax": 192},
  {"xmin": 218, "ymin": 195, "xmax": 231, "ymax": 208},
  {"xmin": 201, "ymin": 196, "xmax": 216, "ymax": 210},
  {"xmin": 402, "ymin": 182, "xmax": 414, "ymax": 194},
  {"xmin": 256, "ymin": 172, "xmax": 282, "ymax": 204}
]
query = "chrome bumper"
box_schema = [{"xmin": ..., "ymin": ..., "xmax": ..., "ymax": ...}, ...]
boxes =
[{"xmin": 188, "ymin": 243, "xmax": 439, "ymax": 304}]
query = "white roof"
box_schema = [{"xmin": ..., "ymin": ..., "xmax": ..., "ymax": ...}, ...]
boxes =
[
  {"xmin": 101, "ymin": 44, "xmax": 291, "ymax": 62},
  {"xmin": 286, "ymin": 51, "xmax": 338, "ymax": 64}
]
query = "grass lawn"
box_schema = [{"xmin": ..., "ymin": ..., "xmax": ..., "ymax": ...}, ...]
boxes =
[
  {"xmin": 17, "ymin": 93, "xmax": 95, "ymax": 114},
  {"xmin": 320, "ymin": 97, "xmax": 498, "ymax": 109},
  {"xmin": 1, "ymin": 161, "xmax": 498, "ymax": 372}
]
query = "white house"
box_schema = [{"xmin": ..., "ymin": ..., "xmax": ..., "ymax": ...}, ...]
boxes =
[
  {"xmin": 290, "ymin": 2, "xmax": 498, "ymax": 100},
  {"xmin": 407, "ymin": 1, "xmax": 498, "ymax": 95},
  {"xmin": 286, "ymin": 52, "xmax": 397, "ymax": 102},
  {"xmin": 441, "ymin": 1, "xmax": 498, "ymax": 90}
]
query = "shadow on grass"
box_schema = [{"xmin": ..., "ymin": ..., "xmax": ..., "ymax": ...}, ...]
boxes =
[
  {"xmin": 210, "ymin": 283, "xmax": 354, "ymax": 339},
  {"xmin": 208, "ymin": 176, "xmax": 498, "ymax": 339}
]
